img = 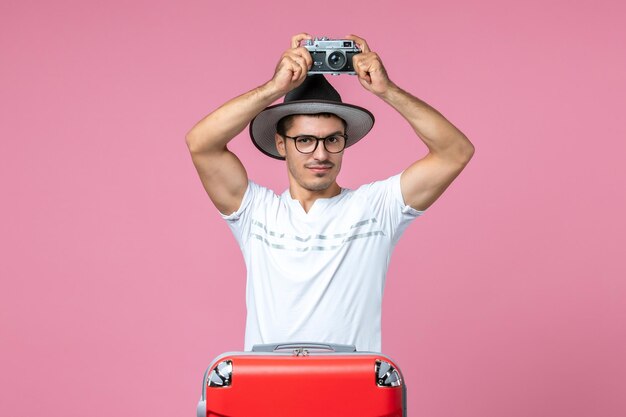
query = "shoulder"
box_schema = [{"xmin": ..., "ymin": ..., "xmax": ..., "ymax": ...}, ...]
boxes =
[
  {"xmin": 247, "ymin": 180, "xmax": 279, "ymax": 200},
  {"xmin": 353, "ymin": 173, "xmax": 424, "ymax": 217},
  {"xmin": 221, "ymin": 180, "xmax": 279, "ymax": 221},
  {"xmin": 353, "ymin": 173, "xmax": 402, "ymax": 198}
]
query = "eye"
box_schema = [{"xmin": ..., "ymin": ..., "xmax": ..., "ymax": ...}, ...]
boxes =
[
  {"xmin": 295, "ymin": 136, "xmax": 315, "ymax": 144},
  {"xmin": 326, "ymin": 135, "xmax": 345, "ymax": 144}
]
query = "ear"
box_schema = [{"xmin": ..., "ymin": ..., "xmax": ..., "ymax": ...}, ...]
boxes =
[{"xmin": 275, "ymin": 133, "xmax": 287, "ymax": 158}]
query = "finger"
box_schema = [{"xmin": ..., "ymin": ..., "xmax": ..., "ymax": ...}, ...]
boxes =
[
  {"xmin": 345, "ymin": 34, "xmax": 370, "ymax": 53},
  {"xmin": 352, "ymin": 53, "xmax": 370, "ymax": 76},
  {"xmin": 291, "ymin": 46, "xmax": 313, "ymax": 69},
  {"xmin": 290, "ymin": 53, "xmax": 310, "ymax": 72},
  {"xmin": 285, "ymin": 51, "xmax": 309, "ymax": 72},
  {"xmin": 291, "ymin": 65, "xmax": 302, "ymax": 82},
  {"xmin": 291, "ymin": 32, "xmax": 313, "ymax": 49},
  {"xmin": 354, "ymin": 55, "xmax": 377, "ymax": 83},
  {"xmin": 356, "ymin": 52, "xmax": 384, "ymax": 73},
  {"xmin": 357, "ymin": 66, "xmax": 372, "ymax": 84},
  {"xmin": 283, "ymin": 55, "xmax": 307, "ymax": 81}
]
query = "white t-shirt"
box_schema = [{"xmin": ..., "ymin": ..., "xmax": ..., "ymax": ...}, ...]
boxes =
[{"xmin": 222, "ymin": 173, "xmax": 423, "ymax": 351}]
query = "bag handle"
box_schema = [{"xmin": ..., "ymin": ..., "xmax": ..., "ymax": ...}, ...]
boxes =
[{"xmin": 251, "ymin": 342, "xmax": 357, "ymax": 353}]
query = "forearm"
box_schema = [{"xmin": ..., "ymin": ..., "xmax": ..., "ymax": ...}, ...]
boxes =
[
  {"xmin": 378, "ymin": 84, "xmax": 474, "ymax": 164},
  {"xmin": 185, "ymin": 81, "xmax": 283, "ymax": 154}
]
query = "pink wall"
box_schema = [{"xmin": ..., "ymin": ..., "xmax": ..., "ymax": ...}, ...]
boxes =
[{"xmin": 2, "ymin": 0, "xmax": 625, "ymax": 416}]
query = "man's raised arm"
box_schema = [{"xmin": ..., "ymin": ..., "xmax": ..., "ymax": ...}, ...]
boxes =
[
  {"xmin": 348, "ymin": 35, "xmax": 475, "ymax": 211},
  {"xmin": 185, "ymin": 33, "xmax": 313, "ymax": 214}
]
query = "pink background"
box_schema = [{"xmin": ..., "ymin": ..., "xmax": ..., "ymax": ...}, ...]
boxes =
[{"xmin": 2, "ymin": 0, "xmax": 625, "ymax": 416}]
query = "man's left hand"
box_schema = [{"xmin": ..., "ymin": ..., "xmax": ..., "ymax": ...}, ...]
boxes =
[{"xmin": 346, "ymin": 34, "xmax": 393, "ymax": 96}]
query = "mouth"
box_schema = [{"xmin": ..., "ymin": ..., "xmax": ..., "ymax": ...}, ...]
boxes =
[{"xmin": 306, "ymin": 164, "xmax": 333, "ymax": 174}]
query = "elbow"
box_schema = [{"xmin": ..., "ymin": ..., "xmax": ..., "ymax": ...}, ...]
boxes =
[
  {"xmin": 185, "ymin": 129, "xmax": 195, "ymax": 147},
  {"xmin": 185, "ymin": 130, "xmax": 201, "ymax": 154},
  {"xmin": 452, "ymin": 137, "xmax": 475, "ymax": 167},
  {"xmin": 463, "ymin": 141, "xmax": 475, "ymax": 165},
  {"xmin": 185, "ymin": 130, "xmax": 226, "ymax": 156},
  {"xmin": 458, "ymin": 130, "xmax": 475, "ymax": 163}
]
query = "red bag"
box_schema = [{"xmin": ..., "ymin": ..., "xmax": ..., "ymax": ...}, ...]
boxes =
[{"xmin": 197, "ymin": 342, "xmax": 406, "ymax": 417}]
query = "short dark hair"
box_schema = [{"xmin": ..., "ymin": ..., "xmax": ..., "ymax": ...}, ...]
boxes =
[{"xmin": 276, "ymin": 113, "xmax": 347, "ymax": 136}]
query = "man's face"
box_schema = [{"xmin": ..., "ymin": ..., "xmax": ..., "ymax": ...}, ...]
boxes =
[{"xmin": 275, "ymin": 114, "xmax": 345, "ymax": 193}]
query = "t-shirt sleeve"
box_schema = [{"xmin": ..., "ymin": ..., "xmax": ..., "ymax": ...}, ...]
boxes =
[
  {"xmin": 359, "ymin": 173, "xmax": 424, "ymax": 246},
  {"xmin": 390, "ymin": 172, "xmax": 425, "ymax": 217},
  {"xmin": 220, "ymin": 180, "xmax": 262, "ymax": 247}
]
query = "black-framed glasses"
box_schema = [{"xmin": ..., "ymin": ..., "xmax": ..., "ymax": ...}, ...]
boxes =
[{"xmin": 282, "ymin": 133, "xmax": 347, "ymax": 154}]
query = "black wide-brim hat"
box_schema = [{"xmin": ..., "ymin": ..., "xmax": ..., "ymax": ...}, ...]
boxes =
[{"xmin": 250, "ymin": 75, "xmax": 375, "ymax": 160}]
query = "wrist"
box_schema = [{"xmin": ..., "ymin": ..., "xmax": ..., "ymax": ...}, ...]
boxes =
[
  {"xmin": 260, "ymin": 79, "xmax": 289, "ymax": 102},
  {"xmin": 376, "ymin": 81, "xmax": 401, "ymax": 101}
]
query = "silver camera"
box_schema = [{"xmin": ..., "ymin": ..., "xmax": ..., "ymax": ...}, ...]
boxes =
[{"xmin": 304, "ymin": 37, "xmax": 361, "ymax": 75}]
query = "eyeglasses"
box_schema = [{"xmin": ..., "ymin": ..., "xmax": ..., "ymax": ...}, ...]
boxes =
[{"xmin": 281, "ymin": 133, "xmax": 347, "ymax": 154}]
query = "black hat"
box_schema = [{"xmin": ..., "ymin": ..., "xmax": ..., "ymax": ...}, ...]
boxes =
[{"xmin": 249, "ymin": 75, "xmax": 375, "ymax": 160}]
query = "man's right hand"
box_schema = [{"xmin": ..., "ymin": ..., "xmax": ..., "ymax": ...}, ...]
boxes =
[{"xmin": 268, "ymin": 33, "xmax": 314, "ymax": 96}]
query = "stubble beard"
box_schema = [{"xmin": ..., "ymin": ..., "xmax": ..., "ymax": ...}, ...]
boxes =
[
  {"xmin": 304, "ymin": 175, "xmax": 334, "ymax": 191},
  {"xmin": 289, "ymin": 161, "xmax": 340, "ymax": 193}
]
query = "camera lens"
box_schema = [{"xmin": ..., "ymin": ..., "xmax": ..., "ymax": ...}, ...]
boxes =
[{"xmin": 327, "ymin": 51, "xmax": 346, "ymax": 70}]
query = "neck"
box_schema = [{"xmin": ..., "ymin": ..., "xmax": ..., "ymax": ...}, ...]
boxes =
[{"xmin": 289, "ymin": 182, "xmax": 342, "ymax": 213}]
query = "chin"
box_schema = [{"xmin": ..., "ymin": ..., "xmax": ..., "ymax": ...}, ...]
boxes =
[{"xmin": 303, "ymin": 180, "xmax": 333, "ymax": 192}]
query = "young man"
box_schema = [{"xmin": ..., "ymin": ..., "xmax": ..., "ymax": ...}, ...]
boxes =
[{"xmin": 186, "ymin": 33, "xmax": 474, "ymax": 351}]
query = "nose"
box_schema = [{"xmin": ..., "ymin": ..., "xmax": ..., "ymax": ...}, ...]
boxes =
[{"xmin": 312, "ymin": 139, "xmax": 330, "ymax": 160}]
